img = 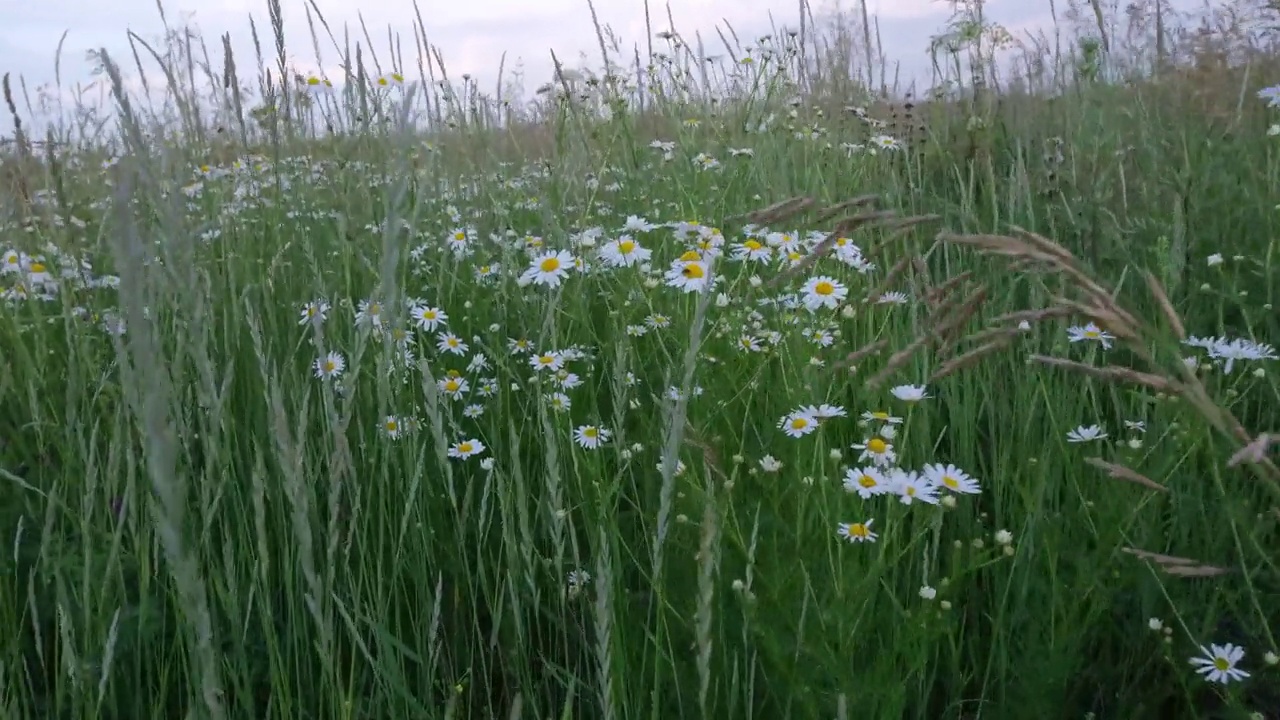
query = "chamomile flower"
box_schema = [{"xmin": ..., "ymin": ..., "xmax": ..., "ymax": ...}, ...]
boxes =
[
  {"xmin": 410, "ymin": 304, "xmax": 448, "ymax": 331},
  {"xmin": 436, "ymin": 332, "xmax": 468, "ymax": 356},
  {"xmin": 890, "ymin": 384, "xmax": 930, "ymax": 403},
  {"xmin": 448, "ymin": 438, "xmax": 486, "ymax": 460},
  {"xmin": 355, "ymin": 299, "xmax": 385, "ymax": 330},
  {"xmin": 842, "ymin": 466, "xmax": 889, "ymax": 498},
  {"xmin": 800, "ymin": 275, "xmax": 848, "ymax": 311},
  {"xmin": 665, "ymin": 251, "xmax": 712, "ymax": 293},
  {"xmin": 299, "ymin": 300, "xmax": 330, "ymax": 326},
  {"xmin": 599, "ymin": 236, "xmax": 651, "ymax": 268},
  {"xmin": 779, "ymin": 410, "xmax": 820, "ymax": 438},
  {"xmin": 438, "ymin": 373, "xmax": 470, "ymax": 399},
  {"xmin": 1190, "ymin": 643, "xmax": 1250, "ymax": 684},
  {"xmin": 836, "ymin": 519, "xmax": 878, "ymax": 543},
  {"xmin": 1066, "ymin": 424, "xmax": 1107, "ymax": 443},
  {"xmin": 861, "ymin": 410, "xmax": 903, "ymax": 425},
  {"xmin": 573, "ymin": 424, "xmax": 612, "ymax": 449},
  {"xmin": 923, "ymin": 463, "xmax": 981, "ymax": 495},
  {"xmin": 890, "ymin": 469, "xmax": 940, "ymax": 505},
  {"xmin": 851, "ymin": 436, "xmax": 896, "ymax": 466},
  {"xmin": 521, "ymin": 249, "xmax": 574, "ymax": 288},
  {"xmin": 1067, "ymin": 322, "xmax": 1115, "ymax": 349},
  {"xmin": 381, "ymin": 415, "xmax": 405, "ymax": 439},
  {"xmin": 530, "ymin": 351, "xmax": 565, "ymax": 372},
  {"xmin": 313, "ymin": 351, "xmax": 346, "ymax": 380}
]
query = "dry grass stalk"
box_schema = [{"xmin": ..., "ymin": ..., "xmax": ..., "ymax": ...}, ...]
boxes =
[
  {"xmin": 836, "ymin": 339, "xmax": 889, "ymax": 371},
  {"xmin": 811, "ymin": 194, "xmax": 880, "ymax": 224},
  {"xmin": 770, "ymin": 207, "xmax": 909, "ymax": 288},
  {"xmin": 910, "ymin": 256, "xmax": 933, "ymax": 300},
  {"xmin": 866, "ymin": 334, "xmax": 931, "ymax": 388},
  {"xmin": 1143, "ymin": 271, "xmax": 1187, "ymax": 341},
  {"xmin": 987, "ymin": 307, "xmax": 1077, "ymax": 326},
  {"xmin": 1029, "ymin": 355, "xmax": 1179, "ymax": 392},
  {"xmin": 1227, "ymin": 433, "xmax": 1276, "ymax": 468},
  {"xmin": 865, "ymin": 214, "xmax": 942, "ymax": 256},
  {"xmin": 1052, "ymin": 297, "xmax": 1142, "ymax": 343},
  {"xmin": 929, "ymin": 338, "xmax": 1012, "ymax": 382},
  {"xmin": 1083, "ymin": 457, "xmax": 1168, "ymax": 493},
  {"xmin": 864, "ymin": 255, "xmax": 913, "ymax": 302},
  {"xmin": 731, "ymin": 195, "xmax": 815, "ymax": 226},
  {"xmin": 1122, "ymin": 547, "xmax": 1232, "ymax": 578},
  {"xmin": 922, "ymin": 271, "xmax": 973, "ymax": 309},
  {"xmin": 962, "ymin": 324, "xmax": 1030, "ymax": 346},
  {"xmin": 683, "ymin": 420, "xmax": 728, "ymax": 483},
  {"xmin": 929, "ymin": 284, "xmax": 990, "ymax": 350}
]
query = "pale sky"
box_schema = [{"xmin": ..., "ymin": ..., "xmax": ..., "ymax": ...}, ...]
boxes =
[{"xmin": 0, "ymin": 0, "xmax": 1207, "ymax": 138}]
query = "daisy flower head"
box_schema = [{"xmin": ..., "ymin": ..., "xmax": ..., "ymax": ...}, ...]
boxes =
[
  {"xmin": 448, "ymin": 438, "xmax": 487, "ymax": 460},
  {"xmin": 800, "ymin": 403, "xmax": 847, "ymax": 422},
  {"xmin": 1067, "ymin": 322, "xmax": 1115, "ymax": 349},
  {"xmin": 410, "ymin": 304, "xmax": 448, "ymax": 332},
  {"xmin": 861, "ymin": 410, "xmax": 903, "ymax": 426},
  {"xmin": 1066, "ymin": 424, "xmax": 1107, "ymax": 443},
  {"xmin": 1190, "ymin": 643, "xmax": 1249, "ymax": 684},
  {"xmin": 381, "ymin": 415, "xmax": 405, "ymax": 439},
  {"xmin": 299, "ymin": 300, "xmax": 330, "ymax": 326},
  {"xmin": 890, "ymin": 468, "xmax": 940, "ymax": 505},
  {"xmin": 851, "ymin": 436, "xmax": 896, "ymax": 467},
  {"xmin": 779, "ymin": 410, "xmax": 820, "ymax": 438},
  {"xmin": 923, "ymin": 463, "xmax": 981, "ymax": 495},
  {"xmin": 521, "ymin": 249, "xmax": 575, "ymax": 288},
  {"xmin": 599, "ymin": 235, "xmax": 652, "ymax": 268},
  {"xmin": 438, "ymin": 372, "xmax": 470, "ymax": 399},
  {"xmin": 530, "ymin": 350, "xmax": 565, "ymax": 372},
  {"xmin": 436, "ymin": 332, "xmax": 469, "ymax": 356},
  {"xmin": 800, "ymin": 275, "xmax": 848, "ymax": 311},
  {"xmin": 842, "ymin": 466, "xmax": 889, "ymax": 499},
  {"xmin": 573, "ymin": 424, "xmax": 612, "ymax": 449},
  {"xmin": 837, "ymin": 519, "xmax": 878, "ymax": 543},
  {"xmin": 890, "ymin": 384, "xmax": 930, "ymax": 403},
  {"xmin": 313, "ymin": 351, "xmax": 346, "ymax": 380},
  {"xmin": 665, "ymin": 250, "xmax": 713, "ymax": 293}
]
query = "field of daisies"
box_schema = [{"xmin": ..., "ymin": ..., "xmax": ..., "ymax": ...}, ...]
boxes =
[{"xmin": 1, "ymin": 8, "xmax": 1279, "ymax": 719}]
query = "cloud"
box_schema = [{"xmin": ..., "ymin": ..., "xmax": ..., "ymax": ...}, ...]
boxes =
[{"xmin": 0, "ymin": 0, "xmax": 1215, "ymax": 138}]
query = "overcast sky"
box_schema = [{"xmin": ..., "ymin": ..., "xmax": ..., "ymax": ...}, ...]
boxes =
[{"xmin": 0, "ymin": 0, "xmax": 1208, "ymax": 138}]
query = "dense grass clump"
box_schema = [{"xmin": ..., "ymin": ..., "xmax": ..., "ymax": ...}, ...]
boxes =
[{"xmin": 0, "ymin": 0, "xmax": 1278, "ymax": 717}]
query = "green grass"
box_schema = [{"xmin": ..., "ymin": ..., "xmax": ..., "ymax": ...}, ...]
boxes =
[{"xmin": 0, "ymin": 1, "xmax": 1279, "ymax": 718}]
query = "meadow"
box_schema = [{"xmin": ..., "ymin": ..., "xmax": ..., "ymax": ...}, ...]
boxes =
[{"xmin": 0, "ymin": 0, "xmax": 1278, "ymax": 717}]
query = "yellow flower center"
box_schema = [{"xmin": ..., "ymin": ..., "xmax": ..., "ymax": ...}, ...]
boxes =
[
  {"xmin": 789, "ymin": 417, "xmax": 809, "ymax": 430},
  {"xmin": 584, "ymin": 428, "xmax": 598, "ymax": 438},
  {"xmin": 323, "ymin": 361, "xmax": 336, "ymax": 372},
  {"xmin": 942, "ymin": 475, "xmax": 958, "ymax": 489},
  {"xmin": 444, "ymin": 379, "xmax": 461, "ymax": 393},
  {"xmin": 814, "ymin": 281, "xmax": 834, "ymax": 296},
  {"xmin": 538, "ymin": 355, "xmax": 554, "ymax": 365},
  {"xmin": 682, "ymin": 263, "xmax": 705, "ymax": 279},
  {"xmin": 385, "ymin": 420, "xmax": 398, "ymax": 432},
  {"xmin": 368, "ymin": 304, "xmax": 381, "ymax": 315},
  {"xmin": 679, "ymin": 250, "xmax": 701, "ymax": 262},
  {"xmin": 851, "ymin": 524, "xmax": 869, "ymax": 538},
  {"xmin": 1085, "ymin": 329, "xmax": 1100, "ymax": 338},
  {"xmin": 867, "ymin": 438, "xmax": 887, "ymax": 454},
  {"xmin": 618, "ymin": 241, "xmax": 635, "ymax": 254},
  {"xmin": 539, "ymin": 257, "xmax": 561, "ymax": 272},
  {"xmin": 744, "ymin": 240, "xmax": 762, "ymax": 251},
  {"xmin": 29, "ymin": 263, "xmax": 45, "ymax": 273},
  {"xmin": 458, "ymin": 442, "xmax": 473, "ymax": 453},
  {"xmin": 858, "ymin": 475, "xmax": 877, "ymax": 488},
  {"xmin": 454, "ymin": 232, "xmax": 466, "ymax": 241},
  {"xmin": 1213, "ymin": 657, "xmax": 1230, "ymax": 671}
]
